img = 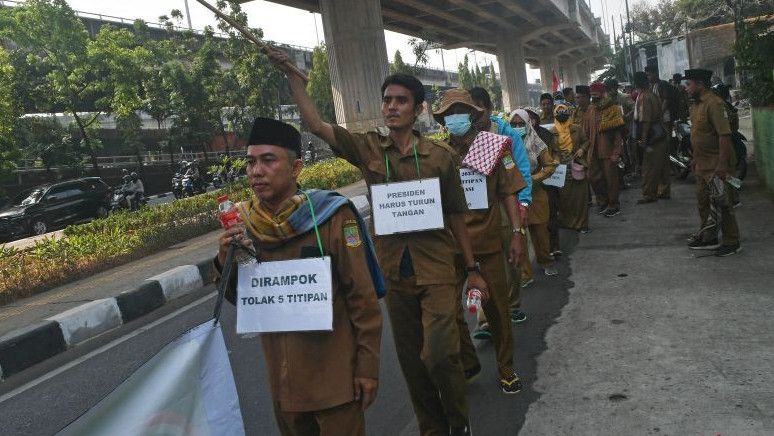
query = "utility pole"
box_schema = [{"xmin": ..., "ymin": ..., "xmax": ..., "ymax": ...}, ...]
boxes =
[
  {"xmin": 624, "ymin": 0, "xmax": 637, "ymax": 76},
  {"xmin": 183, "ymin": 0, "xmax": 193, "ymax": 30},
  {"xmin": 611, "ymin": 15, "xmax": 617, "ymax": 54}
]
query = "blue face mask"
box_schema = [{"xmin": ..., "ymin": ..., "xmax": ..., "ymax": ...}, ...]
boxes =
[
  {"xmin": 514, "ymin": 126, "xmax": 527, "ymax": 137},
  {"xmin": 444, "ymin": 113, "xmax": 472, "ymax": 137}
]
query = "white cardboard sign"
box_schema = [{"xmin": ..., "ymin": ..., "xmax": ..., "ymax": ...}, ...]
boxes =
[
  {"xmin": 236, "ymin": 257, "xmax": 332, "ymax": 334},
  {"xmin": 370, "ymin": 178, "xmax": 444, "ymax": 235},
  {"xmin": 459, "ymin": 168, "xmax": 488, "ymax": 210},
  {"xmin": 542, "ymin": 164, "xmax": 567, "ymax": 188}
]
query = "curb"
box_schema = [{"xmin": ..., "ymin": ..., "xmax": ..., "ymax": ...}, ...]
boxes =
[{"xmin": 0, "ymin": 195, "xmax": 368, "ymax": 380}]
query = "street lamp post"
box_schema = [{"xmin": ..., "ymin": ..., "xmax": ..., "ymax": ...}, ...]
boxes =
[{"xmin": 183, "ymin": 0, "xmax": 193, "ymax": 30}]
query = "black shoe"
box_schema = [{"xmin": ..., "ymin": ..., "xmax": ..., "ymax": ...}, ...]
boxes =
[
  {"xmin": 511, "ymin": 309, "xmax": 527, "ymax": 324},
  {"xmin": 500, "ymin": 373, "xmax": 523, "ymax": 394},
  {"xmin": 550, "ymin": 249, "xmax": 563, "ymax": 257},
  {"xmin": 464, "ymin": 364, "xmax": 482, "ymax": 383},
  {"xmin": 715, "ymin": 244, "xmax": 741, "ymax": 257},
  {"xmin": 688, "ymin": 239, "xmax": 720, "ymax": 250},
  {"xmin": 603, "ymin": 208, "xmax": 621, "ymax": 217},
  {"xmin": 597, "ymin": 205, "xmax": 609, "ymax": 214}
]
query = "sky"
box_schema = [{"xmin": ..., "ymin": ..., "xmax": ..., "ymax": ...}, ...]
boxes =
[{"xmin": 58, "ymin": 0, "xmax": 652, "ymax": 82}]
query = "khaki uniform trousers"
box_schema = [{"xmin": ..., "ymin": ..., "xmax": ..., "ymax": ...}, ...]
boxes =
[
  {"xmin": 696, "ymin": 175, "xmax": 740, "ymax": 245},
  {"xmin": 588, "ymin": 157, "xmax": 621, "ymax": 208},
  {"xmin": 521, "ymin": 224, "xmax": 553, "ymax": 281},
  {"xmin": 274, "ymin": 401, "xmax": 364, "ymax": 436},
  {"xmin": 641, "ymin": 137, "xmax": 671, "ymax": 200},
  {"xmin": 385, "ymin": 276, "xmax": 469, "ymax": 435},
  {"xmin": 455, "ymin": 250, "xmax": 515, "ymax": 380}
]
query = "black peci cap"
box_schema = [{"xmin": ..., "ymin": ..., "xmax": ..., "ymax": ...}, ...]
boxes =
[
  {"xmin": 684, "ymin": 69, "xmax": 713, "ymax": 85},
  {"xmin": 247, "ymin": 117, "xmax": 302, "ymax": 156},
  {"xmin": 575, "ymin": 85, "xmax": 591, "ymax": 95}
]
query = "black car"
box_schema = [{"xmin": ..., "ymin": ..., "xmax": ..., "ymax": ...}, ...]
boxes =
[{"xmin": 0, "ymin": 177, "xmax": 111, "ymax": 242}]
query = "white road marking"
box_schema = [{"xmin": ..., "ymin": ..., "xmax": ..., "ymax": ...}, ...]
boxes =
[{"xmin": 0, "ymin": 293, "xmax": 215, "ymax": 404}]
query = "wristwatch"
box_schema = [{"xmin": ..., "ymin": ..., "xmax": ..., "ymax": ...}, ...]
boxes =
[
  {"xmin": 512, "ymin": 227, "xmax": 527, "ymax": 235},
  {"xmin": 466, "ymin": 261, "xmax": 481, "ymax": 274}
]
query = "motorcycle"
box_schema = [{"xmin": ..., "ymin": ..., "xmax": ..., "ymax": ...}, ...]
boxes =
[
  {"xmin": 111, "ymin": 187, "xmax": 147, "ymax": 212},
  {"xmin": 172, "ymin": 173, "xmax": 184, "ymax": 200},
  {"xmin": 671, "ymin": 121, "xmax": 693, "ymax": 180}
]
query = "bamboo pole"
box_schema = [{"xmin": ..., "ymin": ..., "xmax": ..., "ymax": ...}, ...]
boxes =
[{"xmin": 192, "ymin": 0, "xmax": 309, "ymax": 82}]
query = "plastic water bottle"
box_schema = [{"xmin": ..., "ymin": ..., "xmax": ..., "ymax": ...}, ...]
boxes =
[
  {"xmin": 466, "ymin": 288, "xmax": 482, "ymax": 313},
  {"xmin": 218, "ymin": 194, "xmax": 242, "ymax": 229},
  {"xmin": 218, "ymin": 195, "xmax": 252, "ymax": 264}
]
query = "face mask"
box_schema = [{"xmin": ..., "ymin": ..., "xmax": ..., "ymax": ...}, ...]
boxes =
[
  {"xmin": 555, "ymin": 113, "xmax": 570, "ymax": 123},
  {"xmin": 444, "ymin": 113, "xmax": 472, "ymax": 137},
  {"xmin": 514, "ymin": 126, "xmax": 527, "ymax": 137}
]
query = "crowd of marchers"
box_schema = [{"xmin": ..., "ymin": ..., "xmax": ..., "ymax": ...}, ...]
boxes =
[{"xmin": 212, "ymin": 43, "xmax": 742, "ymax": 436}]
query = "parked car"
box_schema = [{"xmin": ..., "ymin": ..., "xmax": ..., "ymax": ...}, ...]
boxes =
[{"xmin": 0, "ymin": 177, "xmax": 111, "ymax": 242}]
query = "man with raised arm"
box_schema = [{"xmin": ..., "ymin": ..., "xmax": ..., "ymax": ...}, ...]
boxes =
[{"xmin": 267, "ymin": 46, "xmax": 486, "ymax": 436}]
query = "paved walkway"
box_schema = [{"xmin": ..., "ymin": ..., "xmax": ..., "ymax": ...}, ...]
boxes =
[
  {"xmin": 0, "ymin": 180, "xmax": 368, "ymax": 336},
  {"xmin": 520, "ymin": 168, "xmax": 774, "ymax": 435}
]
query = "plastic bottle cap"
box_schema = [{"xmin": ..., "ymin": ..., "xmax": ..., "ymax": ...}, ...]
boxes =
[{"xmin": 217, "ymin": 194, "xmax": 229, "ymax": 203}]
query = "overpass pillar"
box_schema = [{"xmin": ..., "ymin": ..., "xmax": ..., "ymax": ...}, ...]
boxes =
[
  {"xmin": 320, "ymin": 0, "xmax": 389, "ymax": 132},
  {"xmin": 539, "ymin": 56, "xmax": 559, "ymax": 92},
  {"xmin": 495, "ymin": 32, "xmax": 529, "ymax": 111},
  {"xmin": 560, "ymin": 62, "xmax": 579, "ymax": 89},
  {"xmin": 576, "ymin": 62, "xmax": 591, "ymax": 85}
]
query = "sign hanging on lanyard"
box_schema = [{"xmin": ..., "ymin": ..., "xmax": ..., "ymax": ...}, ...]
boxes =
[
  {"xmin": 236, "ymin": 257, "xmax": 333, "ymax": 334},
  {"xmin": 542, "ymin": 164, "xmax": 567, "ymax": 188},
  {"xmin": 370, "ymin": 178, "xmax": 444, "ymax": 235},
  {"xmin": 370, "ymin": 137, "xmax": 444, "ymax": 235},
  {"xmin": 459, "ymin": 167, "xmax": 488, "ymax": 210}
]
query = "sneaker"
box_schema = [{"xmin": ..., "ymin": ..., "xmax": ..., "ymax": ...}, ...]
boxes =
[
  {"xmin": 520, "ymin": 277, "xmax": 534, "ymax": 288},
  {"xmin": 450, "ymin": 425, "xmax": 472, "ymax": 436},
  {"xmin": 579, "ymin": 228, "xmax": 591, "ymax": 234},
  {"xmin": 464, "ymin": 364, "xmax": 482, "ymax": 383},
  {"xmin": 544, "ymin": 265, "xmax": 559, "ymax": 276},
  {"xmin": 603, "ymin": 208, "xmax": 621, "ymax": 217},
  {"xmin": 500, "ymin": 374, "xmax": 523, "ymax": 395},
  {"xmin": 510, "ymin": 310, "xmax": 527, "ymax": 324},
  {"xmin": 688, "ymin": 238, "xmax": 720, "ymax": 250},
  {"xmin": 550, "ymin": 249, "xmax": 563, "ymax": 257},
  {"xmin": 715, "ymin": 244, "xmax": 741, "ymax": 257},
  {"xmin": 597, "ymin": 205, "xmax": 609, "ymax": 214},
  {"xmin": 733, "ymin": 200, "xmax": 742, "ymax": 208},
  {"xmin": 472, "ymin": 324, "xmax": 491, "ymax": 340}
]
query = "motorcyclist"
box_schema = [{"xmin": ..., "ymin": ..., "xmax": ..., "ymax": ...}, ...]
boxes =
[{"xmin": 127, "ymin": 172, "xmax": 145, "ymax": 210}]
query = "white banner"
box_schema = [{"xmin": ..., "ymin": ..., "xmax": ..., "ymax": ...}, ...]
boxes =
[
  {"xmin": 370, "ymin": 178, "xmax": 444, "ymax": 235},
  {"xmin": 543, "ymin": 164, "xmax": 567, "ymax": 188},
  {"xmin": 460, "ymin": 168, "xmax": 488, "ymax": 210},
  {"xmin": 59, "ymin": 322, "xmax": 245, "ymax": 436},
  {"xmin": 236, "ymin": 257, "xmax": 333, "ymax": 334}
]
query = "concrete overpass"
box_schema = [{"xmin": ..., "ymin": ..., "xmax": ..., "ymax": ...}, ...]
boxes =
[{"xmin": 237, "ymin": 0, "xmax": 608, "ymax": 130}]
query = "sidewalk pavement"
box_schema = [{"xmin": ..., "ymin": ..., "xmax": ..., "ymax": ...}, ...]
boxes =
[
  {"xmin": 520, "ymin": 169, "xmax": 774, "ymax": 434},
  {"xmin": 0, "ymin": 180, "xmax": 368, "ymax": 379}
]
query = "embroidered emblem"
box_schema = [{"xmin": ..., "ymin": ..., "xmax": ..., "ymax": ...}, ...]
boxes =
[
  {"xmin": 343, "ymin": 220, "xmax": 362, "ymax": 248},
  {"xmin": 502, "ymin": 154, "xmax": 515, "ymax": 169}
]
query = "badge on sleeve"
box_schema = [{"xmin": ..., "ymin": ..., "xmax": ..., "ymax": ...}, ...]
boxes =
[
  {"xmin": 502, "ymin": 155, "xmax": 515, "ymax": 169},
  {"xmin": 343, "ymin": 220, "xmax": 362, "ymax": 248}
]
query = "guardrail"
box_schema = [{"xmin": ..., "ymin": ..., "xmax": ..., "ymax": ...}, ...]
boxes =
[{"xmin": 13, "ymin": 151, "xmax": 247, "ymax": 172}]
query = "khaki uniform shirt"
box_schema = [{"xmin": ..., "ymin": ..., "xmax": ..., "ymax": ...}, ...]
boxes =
[
  {"xmin": 451, "ymin": 139, "xmax": 526, "ymax": 254},
  {"xmin": 690, "ymin": 88, "xmax": 733, "ymax": 176},
  {"xmin": 223, "ymin": 206, "xmax": 382, "ymax": 413},
  {"xmin": 635, "ymin": 89, "xmax": 664, "ymax": 142},
  {"xmin": 331, "ymin": 126, "xmax": 468, "ymax": 285}
]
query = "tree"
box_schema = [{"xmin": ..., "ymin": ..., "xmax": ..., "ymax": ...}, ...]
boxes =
[
  {"xmin": 458, "ymin": 55, "xmax": 473, "ymax": 89},
  {"xmin": 735, "ymin": 17, "xmax": 774, "ymax": 107},
  {"xmin": 408, "ymin": 31, "xmax": 437, "ymax": 70},
  {"xmin": 390, "ymin": 50, "xmax": 413, "ymax": 75},
  {"xmin": 307, "ymin": 44, "xmax": 336, "ymax": 123},
  {"xmin": 0, "ymin": 47, "xmax": 20, "ymax": 201},
  {"xmin": 630, "ymin": 0, "xmax": 774, "ymax": 41}
]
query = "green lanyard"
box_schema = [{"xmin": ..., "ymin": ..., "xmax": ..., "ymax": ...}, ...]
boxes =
[
  {"xmin": 303, "ymin": 191, "xmax": 325, "ymax": 258},
  {"xmin": 384, "ymin": 137, "xmax": 421, "ymax": 182}
]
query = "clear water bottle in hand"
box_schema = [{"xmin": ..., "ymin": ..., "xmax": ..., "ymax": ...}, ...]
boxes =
[{"xmin": 466, "ymin": 288, "xmax": 482, "ymax": 313}]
